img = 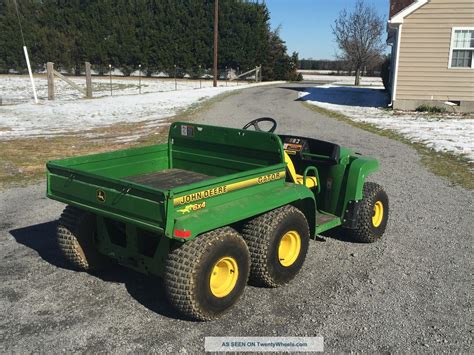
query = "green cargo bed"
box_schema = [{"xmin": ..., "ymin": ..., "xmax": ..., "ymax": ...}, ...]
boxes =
[
  {"xmin": 46, "ymin": 122, "xmax": 299, "ymax": 240},
  {"xmin": 125, "ymin": 169, "xmax": 214, "ymax": 190}
]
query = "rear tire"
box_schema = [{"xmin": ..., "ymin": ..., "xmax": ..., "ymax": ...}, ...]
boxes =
[
  {"xmin": 347, "ymin": 182, "xmax": 389, "ymax": 243},
  {"xmin": 242, "ymin": 205, "xmax": 310, "ymax": 287},
  {"xmin": 57, "ymin": 205, "xmax": 108, "ymax": 271},
  {"xmin": 164, "ymin": 227, "xmax": 250, "ymax": 321}
]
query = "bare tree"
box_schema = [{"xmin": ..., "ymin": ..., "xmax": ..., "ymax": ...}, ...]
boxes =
[{"xmin": 332, "ymin": 0, "xmax": 385, "ymax": 86}]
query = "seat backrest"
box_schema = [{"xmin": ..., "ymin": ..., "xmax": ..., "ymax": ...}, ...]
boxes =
[
  {"xmin": 169, "ymin": 122, "xmax": 283, "ymax": 176},
  {"xmin": 284, "ymin": 151, "xmax": 298, "ymax": 183}
]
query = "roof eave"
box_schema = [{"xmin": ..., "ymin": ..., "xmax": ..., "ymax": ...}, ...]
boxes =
[{"xmin": 389, "ymin": 0, "xmax": 429, "ymax": 24}]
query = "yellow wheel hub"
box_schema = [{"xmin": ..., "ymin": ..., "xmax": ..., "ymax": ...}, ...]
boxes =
[
  {"xmin": 210, "ymin": 256, "xmax": 239, "ymax": 298},
  {"xmin": 372, "ymin": 201, "xmax": 384, "ymax": 227},
  {"xmin": 278, "ymin": 231, "xmax": 301, "ymax": 267}
]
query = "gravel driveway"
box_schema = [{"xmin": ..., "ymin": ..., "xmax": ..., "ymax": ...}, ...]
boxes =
[{"xmin": 1, "ymin": 83, "xmax": 472, "ymax": 352}]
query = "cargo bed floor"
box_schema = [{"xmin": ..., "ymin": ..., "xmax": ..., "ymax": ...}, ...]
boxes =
[{"xmin": 125, "ymin": 169, "xmax": 214, "ymax": 190}]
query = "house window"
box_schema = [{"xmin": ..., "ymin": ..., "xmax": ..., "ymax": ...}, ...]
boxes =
[{"xmin": 449, "ymin": 28, "xmax": 474, "ymax": 68}]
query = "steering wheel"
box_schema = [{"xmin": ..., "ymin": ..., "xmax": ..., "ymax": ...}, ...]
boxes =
[{"xmin": 242, "ymin": 117, "xmax": 277, "ymax": 133}]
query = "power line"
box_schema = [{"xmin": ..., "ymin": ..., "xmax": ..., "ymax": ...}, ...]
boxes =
[
  {"xmin": 13, "ymin": 0, "xmax": 27, "ymax": 47},
  {"xmin": 13, "ymin": 0, "xmax": 38, "ymax": 104}
]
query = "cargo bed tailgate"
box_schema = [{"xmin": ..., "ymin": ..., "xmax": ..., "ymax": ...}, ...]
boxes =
[{"xmin": 47, "ymin": 164, "xmax": 167, "ymax": 233}]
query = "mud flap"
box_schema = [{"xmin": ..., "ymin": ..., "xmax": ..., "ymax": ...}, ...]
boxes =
[{"xmin": 342, "ymin": 200, "xmax": 361, "ymax": 229}]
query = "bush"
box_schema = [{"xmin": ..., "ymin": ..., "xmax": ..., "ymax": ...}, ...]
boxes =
[
  {"xmin": 415, "ymin": 104, "xmax": 446, "ymax": 113},
  {"xmin": 287, "ymin": 71, "xmax": 303, "ymax": 81},
  {"xmin": 380, "ymin": 56, "xmax": 390, "ymax": 91}
]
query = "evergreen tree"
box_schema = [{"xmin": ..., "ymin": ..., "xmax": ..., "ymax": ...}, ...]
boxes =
[{"xmin": 0, "ymin": 0, "xmax": 294, "ymax": 80}]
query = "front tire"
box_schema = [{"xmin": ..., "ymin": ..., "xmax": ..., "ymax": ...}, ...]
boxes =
[
  {"xmin": 164, "ymin": 227, "xmax": 250, "ymax": 321},
  {"xmin": 347, "ymin": 182, "xmax": 389, "ymax": 243},
  {"xmin": 242, "ymin": 205, "xmax": 310, "ymax": 287}
]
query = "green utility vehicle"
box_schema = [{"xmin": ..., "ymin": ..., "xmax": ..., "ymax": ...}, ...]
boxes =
[{"xmin": 47, "ymin": 118, "xmax": 389, "ymax": 321}]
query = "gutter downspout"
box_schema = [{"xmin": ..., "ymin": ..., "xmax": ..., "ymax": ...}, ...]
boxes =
[{"xmin": 391, "ymin": 23, "xmax": 402, "ymax": 106}]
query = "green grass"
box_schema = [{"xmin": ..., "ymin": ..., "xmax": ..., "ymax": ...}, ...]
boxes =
[
  {"xmin": 303, "ymin": 103, "xmax": 473, "ymax": 190},
  {"xmin": 415, "ymin": 104, "xmax": 447, "ymax": 113}
]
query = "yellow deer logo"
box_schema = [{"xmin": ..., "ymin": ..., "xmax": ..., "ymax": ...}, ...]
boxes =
[
  {"xmin": 96, "ymin": 189, "xmax": 106, "ymax": 203},
  {"xmin": 177, "ymin": 201, "xmax": 206, "ymax": 214}
]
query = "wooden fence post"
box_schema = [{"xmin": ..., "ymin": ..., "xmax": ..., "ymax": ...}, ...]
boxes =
[
  {"xmin": 47, "ymin": 62, "xmax": 54, "ymax": 100},
  {"xmin": 85, "ymin": 62, "xmax": 92, "ymax": 98}
]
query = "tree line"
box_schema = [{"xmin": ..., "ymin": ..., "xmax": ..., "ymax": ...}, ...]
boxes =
[
  {"xmin": 299, "ymin": 59, "xmax": 348, "ymax": 71},
  {"xmin": 0, "ymin": 0, "xmax": 299, "ymax": 80},
  {"xmin": 299, "ymin": 58, "xmax": 384, "ymax": 76}
]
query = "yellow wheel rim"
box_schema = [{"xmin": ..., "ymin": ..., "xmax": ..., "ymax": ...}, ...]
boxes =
[
  {"xmin": 278, "ymin": 231, "xmax": 301, "ymax": 267},
  {"xmin": 209, "ymin": 256, "xmax": 239, "ymax": 298},
  {"xmin": 372, "ymin": 201, "xmax": 384, "ymax": 228}
]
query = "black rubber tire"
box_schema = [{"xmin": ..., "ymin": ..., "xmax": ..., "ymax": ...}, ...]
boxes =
[
  {"xmin": 347, "ymin": 182, "xmax": 389, "ymax": 243},
  {"xmin": 57, "ymin": 205, "xmax": 108, "ymax": 271},
  {"xmin": 242, "ymin": 205, "xmax": 310, "ymax": 288},
  {"xmin": 164, "ymin": 227, "xmax": 250, "ymax": 321}
]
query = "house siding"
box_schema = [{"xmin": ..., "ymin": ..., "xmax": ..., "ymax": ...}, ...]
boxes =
[{"xmin": 395, "ymin": 0, "xmax": 474, "ymax": 104}]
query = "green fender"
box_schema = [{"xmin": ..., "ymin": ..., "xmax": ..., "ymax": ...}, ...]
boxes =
[
  {"xmin": 344, "ymin": 157, "xmax": 379, "ymax": 204},
  {"xmin": 171, "ymin": 184, "xmax": 315, "ymax": 241}
]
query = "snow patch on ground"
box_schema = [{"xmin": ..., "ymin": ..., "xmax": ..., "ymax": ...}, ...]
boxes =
[
  {"xmin": 0, "ymin": 80, "xmax": 282, "ymax": 139},
  {"xmin": 299, "ymin": 84, "xmax": 474, "ymax": 162}
]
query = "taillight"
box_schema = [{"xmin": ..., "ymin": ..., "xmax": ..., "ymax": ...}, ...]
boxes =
[{"xmin": 174, "ymin": 229, "xmax": 191, "ymax": 238}]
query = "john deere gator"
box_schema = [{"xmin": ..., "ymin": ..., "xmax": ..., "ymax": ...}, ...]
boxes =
[{"xmin": 46, "ymin": 118, "xmax": 389, "ymax": 320}]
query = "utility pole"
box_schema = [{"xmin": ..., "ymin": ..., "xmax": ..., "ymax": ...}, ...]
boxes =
[{"xmin": 213, "ymin": 0, "xmax": 218, "ymax": 87}]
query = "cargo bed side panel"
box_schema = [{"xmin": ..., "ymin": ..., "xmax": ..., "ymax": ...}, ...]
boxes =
[{"xmin": 50, "ymin": 144, "xmax": 169, "ymax": 179}]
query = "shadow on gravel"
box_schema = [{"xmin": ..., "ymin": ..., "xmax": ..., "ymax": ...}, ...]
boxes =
[
  {"xmin": 10, "ymin": 221, "xmax": 74, "ymax": 270},
  {"xmin": 10, "ymin": 221, "xmax": 182, "ymax": 320},
  {"xmin": 279, "ymin": 86, "xmax": 313, "ymax": 92},
  {"xmin": 280, "ymin": 85, "xmax": 389, "ymax": 108},
  {"xmin": 320, "ymin": 227, "xmax": 362, "ymax": 244}
]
